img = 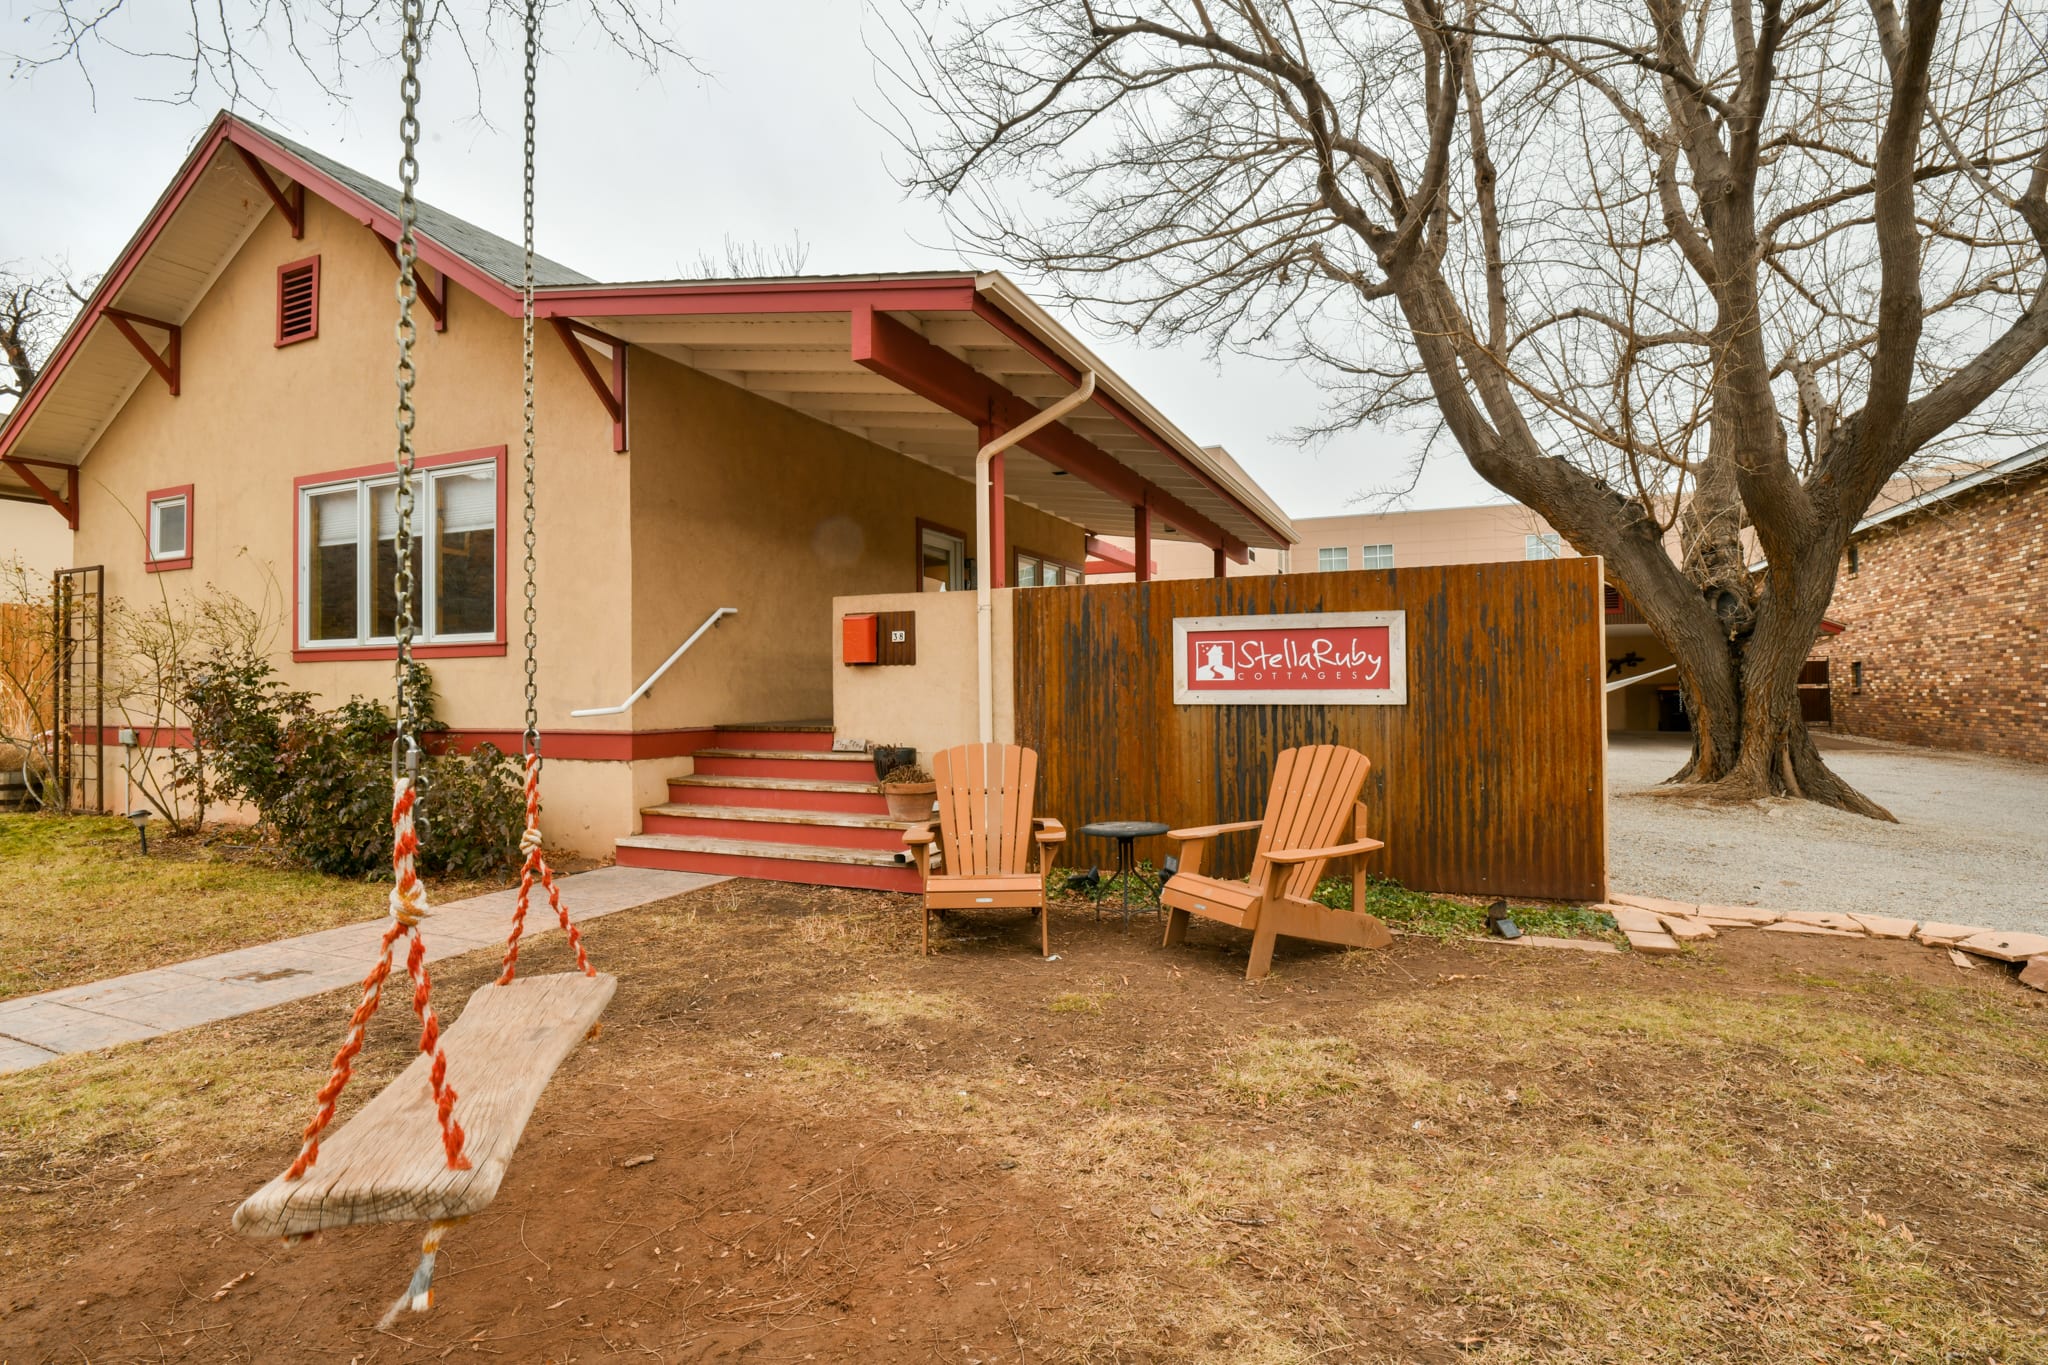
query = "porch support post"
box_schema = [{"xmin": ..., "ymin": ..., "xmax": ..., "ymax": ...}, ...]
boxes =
[
  {"xmin": 982, "ymin": 421, "xmax": 1008, "ymax": 590},
  {"xmin": 1134, "ymin": 506, "xmax": 1153, "ymax": 583},
  {"xmin": 1213, "ymin": 545, "xmax": 1227, "ymax": 578}
]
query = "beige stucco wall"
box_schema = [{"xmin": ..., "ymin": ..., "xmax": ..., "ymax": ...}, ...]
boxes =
[
  {"xmin": 623, "ymin": 354, "xmax": 1082, "ymax": 732},
  {"xmin": 0, "ymin": 500, "xmax": 72, "ymax": 579},
  {"xmin": 829, "ymin": 588, "xmax": 1017, "ymax": 762}
]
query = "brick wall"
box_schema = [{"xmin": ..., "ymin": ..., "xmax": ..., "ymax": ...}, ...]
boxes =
[{"xmin": 1810, "ymin": 462, "xmax": 2048, "ymax": 764}]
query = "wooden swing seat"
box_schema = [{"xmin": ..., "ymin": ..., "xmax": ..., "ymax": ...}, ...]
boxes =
[{"xmin": 233, "ymin": 971, "xmax": 616, "ymax": 1239}]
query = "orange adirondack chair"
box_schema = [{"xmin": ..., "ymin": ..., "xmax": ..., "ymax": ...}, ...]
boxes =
[
  {"xmin": 903, "ymin": 743, "xmax": 1068, "ymax": 957},
  {"xmin": 1160, "ymin": 744, "xmax": 1391, "ymax": 980}
]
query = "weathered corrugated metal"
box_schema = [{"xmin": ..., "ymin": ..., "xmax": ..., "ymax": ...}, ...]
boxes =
[{"xmin": 1011, "ymin": 559, "xmax": 1608, "ymax": 902}]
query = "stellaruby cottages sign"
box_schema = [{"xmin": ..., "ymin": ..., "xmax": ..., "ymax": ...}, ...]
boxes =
[{"xmin": 1172, "ymin": 611, "xmax": 1408, "ymax": 706}]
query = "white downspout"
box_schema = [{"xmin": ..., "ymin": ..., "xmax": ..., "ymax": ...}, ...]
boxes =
[{"xmin": 975, "ymin": 370, "xmax": 1097, "ymax": 742}]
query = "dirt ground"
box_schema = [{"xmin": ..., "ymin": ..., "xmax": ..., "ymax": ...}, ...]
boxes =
[
  {"xmin": 1608, "ymin": 733, "xmax": 2048, "ymax": 933},
  {"xmin": 2, "ymin": 882, "xmax": 2045, "ymax": 1363}
]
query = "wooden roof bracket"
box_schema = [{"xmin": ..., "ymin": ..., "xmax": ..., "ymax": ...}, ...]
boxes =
[
  {"xmin": 372, "ymin": 231, "xmax": 449, "ymax": 332},
  {"xmin": 102, "ymin": 309, "xmax": 180, "ymax": 397},
  {"xmin": 4, "ymin": 456, "xmax": 78, "ymax": 530},
  {"xmin": 550, "ymin": 318, "xmax": 628, "ymax": 452},
  {"xmin": 232, "ymin": 144, "xmax": 305, "ymax": 239}
]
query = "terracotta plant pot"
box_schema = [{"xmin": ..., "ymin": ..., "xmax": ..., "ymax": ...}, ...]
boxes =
[{"xmin": 882, "ymin": 781, "xmax": 937, "ymax": 821}]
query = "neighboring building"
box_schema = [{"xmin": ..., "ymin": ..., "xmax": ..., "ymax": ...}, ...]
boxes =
[
  {"xmin": 1285, "ymin": 503, "xmax": 1578, "ymax": 573},
  {"xmin": 1810, "ymin": 446, "xmax": 2048, "ymax": 764},
  {"xmin": 0, "ymin": 112, "xmax": 1295, "ymax": 871},
  {"xmin": 0, "ymin": 500, "xmax": 72, "ymax": 580}
]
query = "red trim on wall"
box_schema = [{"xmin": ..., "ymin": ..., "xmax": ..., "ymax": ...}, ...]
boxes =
[
  {"xmin": 549, "ymin": 319, "xmax": 628, "ymax": 452},
  {"xmin": 372, "ymin": 232, "xmax": 448, "ymax": 332},
  {"xmin": 232, "ymin": 143, "xmax": 305, "ymax": 238},
  {"xmin": 4, "ymin": 458, "xmax": 77, "ymax": 529},
  {"xmin": 438, "ymin": 728, "xmax": 719, "ymax": 762},
  {"xmin": 276, "ymin": 255, "xmax": 321, "ymax": 346},
  {"xmin": 290, "ymin": 445, "xmax": 509, "ymax": 663},
  {"xmin": 144, "ymin": 483, "xmax": 194, "ymax": 573}
]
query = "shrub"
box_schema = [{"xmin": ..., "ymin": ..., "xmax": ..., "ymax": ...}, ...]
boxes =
[{"xmin": 176, "ymin": 651, "xmax": 522, "ymax": 879}]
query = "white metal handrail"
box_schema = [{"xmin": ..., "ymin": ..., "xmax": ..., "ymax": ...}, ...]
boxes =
[
  {"xmin": 1604, "ymin": 663, "xmax": 1677, "ymax": 694},
  {"xmin": 570, "ymin": 606, "xmax": 738, "ymax": 717}
]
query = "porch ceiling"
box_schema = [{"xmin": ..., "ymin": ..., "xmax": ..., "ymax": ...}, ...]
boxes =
[{"xmin": 589, "ymin": 308, "xmax": 1280, "ymax": 550}]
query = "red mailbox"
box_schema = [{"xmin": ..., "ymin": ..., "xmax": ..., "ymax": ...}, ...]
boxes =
[{"xmin": 842, "ymin": 612, "xmax": 879, "ymax": 665}]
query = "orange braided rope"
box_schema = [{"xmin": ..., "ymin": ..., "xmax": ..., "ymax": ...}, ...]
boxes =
[
  {"xmin": 498, "ymin": 753, "xmax": 596, "ymax": 984},
  {"xmin": 283, "ymin": 778, "xmax": 471, "ymax": 1180}
]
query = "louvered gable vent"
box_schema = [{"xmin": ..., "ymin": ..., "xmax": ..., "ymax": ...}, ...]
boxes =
[{"xmin": 276, "ymin": 257, "xmax": 320, "ymax": 345}]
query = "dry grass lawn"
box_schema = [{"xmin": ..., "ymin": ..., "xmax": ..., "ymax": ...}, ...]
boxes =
[
  {"xmin": 1, "ymin": 880, "xmax": 2044, "ymax": 1362},
  {"xmin": 0, "ymin": 813, "xmax": 509, "ymax": 999}
]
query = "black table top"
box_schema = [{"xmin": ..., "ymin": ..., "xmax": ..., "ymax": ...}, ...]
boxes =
[{"xmin": 1080, "ymin": 820, "xmax": 1171, "ymax": 839}]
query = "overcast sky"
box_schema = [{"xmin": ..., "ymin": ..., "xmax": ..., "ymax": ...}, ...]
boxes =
[{"xmin": 0, "ymin": 0, "xmax": 1505, "ymax": 519}]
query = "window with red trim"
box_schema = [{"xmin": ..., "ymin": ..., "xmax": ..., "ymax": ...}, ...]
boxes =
[
  {"xmin": 277, "ymin": 256, "xmax": 320, "ymax": 346},
  {"xmin": 146, "ymin": 485, "xmax": 193, "ymax": 572}
]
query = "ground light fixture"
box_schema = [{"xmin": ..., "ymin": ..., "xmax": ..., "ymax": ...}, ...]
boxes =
[{"xmin": 126, "ymin": 808, "xmax": 154, "ymax": 855}]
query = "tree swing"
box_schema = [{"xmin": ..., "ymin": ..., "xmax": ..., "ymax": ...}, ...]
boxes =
[{"xmin": 232, "ymin": 1, "xmax": 614, "ymax": 1326}]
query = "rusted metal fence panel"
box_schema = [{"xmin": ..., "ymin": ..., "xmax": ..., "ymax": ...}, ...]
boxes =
[{"xmin": 1011, "ymin": 558, "xmax": 1607, "ymax": 902}]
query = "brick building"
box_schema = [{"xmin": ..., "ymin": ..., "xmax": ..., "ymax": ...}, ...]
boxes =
[{"xmin": 1811, "ymin": 446, "xmax": 2048, "ymax": 764}]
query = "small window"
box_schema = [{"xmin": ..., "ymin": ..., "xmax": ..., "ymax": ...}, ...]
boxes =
[
  {"xmin": 1359, "ymin": 543, "xmax": 1395, "ymax": 570},
  {"xmin": 1851, "ymin": 661, "xmax": 1864, "ymax": 692},
  {"xmin": 1015, "ymin": 550, "xmax": 1080, "ymax": 587},
  {"xmin": 1847, "ymin": 544, "xmax": 1860, "ymax": 575},
  {"xmin": 1526, "ymin": 532, "xmax": 1563, "ymax": 560},
  {"xmin": 1317, "ymin": 546, "xmax": 1349, "ymax": 572},
  {"xmin": 146, "ymin": 486, "xmax": 192, "ymax": 571},
  {"xmin": 277, "ymin": 256, "xmax": 320, "ymax": 346}
]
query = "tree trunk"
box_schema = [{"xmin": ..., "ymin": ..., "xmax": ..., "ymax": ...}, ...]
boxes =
[{"xmin": 1655, "ymin": 541, "xmax": 1896, "ymax": 821}]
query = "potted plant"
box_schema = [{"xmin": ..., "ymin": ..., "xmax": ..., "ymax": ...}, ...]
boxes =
[
  {"xmin": 880, "ymin": 763, "xmax": 936, "ymax": 821},
  {"xmin": 870, "ymin": 743, "xmax": 917, "ymax": 783}
]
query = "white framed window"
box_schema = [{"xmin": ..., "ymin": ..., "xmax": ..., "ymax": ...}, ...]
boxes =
[
  {"xmin": 297, "ymin": 458, "xmax": 499, "ymax": 649},
  {"xmin": 1359, "ymin": 543, "xmax": 1394, "ymax": 570},
  {"xmin": 146, "ymin": 487, "xmax": 191, "ymax": 567},
  {"xmin": 1317, "ymin": 546, "xmax": 1349, "ymax": 572},
  {"xmin": 1015, "ymin": 551, "xmax": 1080, "ymax": 587},
  {"xmin": 1525, "ymin": 532, "xmax": 1563, "ymax": 560}
]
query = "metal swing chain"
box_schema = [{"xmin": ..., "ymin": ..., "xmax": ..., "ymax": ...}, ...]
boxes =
[
  {"xmin": 392, "ymin": 0, "xmax": 425, "ymax": 760},
  {"xmin": 520, "ymin": 0, "xmax": 540, "ymax": 759}
]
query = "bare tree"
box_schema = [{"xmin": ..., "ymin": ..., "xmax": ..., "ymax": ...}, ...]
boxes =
[
  {"xmin": 882, "ymin": 0, "xmax": 2048, "ymax": 817},
  {"xmin": 680, "ymin": 231, "xmax": 815, "ymax": 280},
  {"xmin": 0, "ymin": 265, "xmax": 90, "ymax": 409}
]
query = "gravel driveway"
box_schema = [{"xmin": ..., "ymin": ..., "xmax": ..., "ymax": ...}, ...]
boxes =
[{"xmin": 1607, "ymin": 733, "xmax": 2048, "ymax": 933}]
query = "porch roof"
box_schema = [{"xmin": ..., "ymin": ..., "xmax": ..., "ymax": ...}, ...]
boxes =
[{"xmin": 1, "ymin": 113, "xmax": 1296, "ymax": 558}]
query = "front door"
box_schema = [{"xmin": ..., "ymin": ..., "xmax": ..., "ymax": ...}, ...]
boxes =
[{"xmin": 919, "ymin": 524, "xmax": 969, "ymax": 592}]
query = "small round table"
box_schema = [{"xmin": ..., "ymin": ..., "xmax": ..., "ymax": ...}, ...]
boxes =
[{"xmin": 1079, "ymin": 820, "xmax": 1171, "ymax": 929}]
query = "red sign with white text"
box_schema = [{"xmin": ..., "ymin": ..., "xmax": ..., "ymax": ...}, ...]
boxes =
[{"xmin": 1174, "ymin": 612, "xmax": 1408, "ymax": 705}]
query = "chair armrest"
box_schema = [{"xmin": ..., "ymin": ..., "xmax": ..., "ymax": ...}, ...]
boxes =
[
  {"xmin": 902, "ymin": 823, "xmax": 937, "ymax": 847},
  {"xmin": 1166, "ymin": 819, "xmax": 1264, "ymax": 843},
  {"xmin": 1033, "ymin": 817, "xmax": 1067, "ymax": 844},
  {"xmin": 1264, "ymin": 837, "xmax": 1385, "ymax": 865}
]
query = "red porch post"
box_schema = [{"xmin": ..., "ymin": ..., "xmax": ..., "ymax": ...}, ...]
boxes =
[
  {"xmin": 1134, "ymin": 506, "xmax": 1152, "ymax": 583},
  {"xmin": 982, "ymin": 420, "xmax": 1007, "ymax": 589},
  {"xmin": 1213, "ymin": 545, "xmax": 1227, "ymax": 578}
]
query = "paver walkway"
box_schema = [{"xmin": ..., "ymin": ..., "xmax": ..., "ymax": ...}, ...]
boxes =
[{"xmin": 0, "ymin": 865, "xmax": 724, "ymax": 1075}]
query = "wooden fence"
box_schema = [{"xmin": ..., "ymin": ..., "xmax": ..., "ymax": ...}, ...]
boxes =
[
  {"xmin": 1010, "ymin": 558, "xmax": 1608, "ymax": 902},
  {"xmin": 1, "ymin": 601, "xmax": 52, "ymax": 750}
]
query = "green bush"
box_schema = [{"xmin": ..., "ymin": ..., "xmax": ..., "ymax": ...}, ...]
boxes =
[{"xmin": 175, "ymin": 652, "xmax": 522, "ymax": 879}]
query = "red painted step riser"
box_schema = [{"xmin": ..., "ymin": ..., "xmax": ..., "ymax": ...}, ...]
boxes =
[
  {"xmin": 617, "ymin": 844, "xmax": 921, "ymax": 893},
  {"xmin": 711, "ymin": 730, "xmax": 836, "ymax": 753},
  {"xmin": 640, "ymin": 810, "xmax": 908, "ymax": 851},
  {"xmin": 694, "ymin": 755, "xmax": 872, "ymax": 781},
  {"xmin": 668, "ymin": 782, "xmax": 888, "ymax": 815}
]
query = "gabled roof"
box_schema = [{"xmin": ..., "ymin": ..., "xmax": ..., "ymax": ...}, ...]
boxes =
[{"xmin": 1, "ymin": 112, "xmax": 1296, "ymax": 554}]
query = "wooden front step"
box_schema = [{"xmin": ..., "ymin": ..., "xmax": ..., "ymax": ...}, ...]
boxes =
[
  {"xmin": 668, "ymin": 773, "xmax": 886, "ymax": 814},
  {"xmin": 639, "ymin": 802, "xmax": 914, "ymax": 852},
  {"xmin": 616, "ymin": 833, "xmax": 922, "ymax": 893},
  {"xmin": 692, "ymin": 748, "xmax": 876, "ymax": 782}
]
